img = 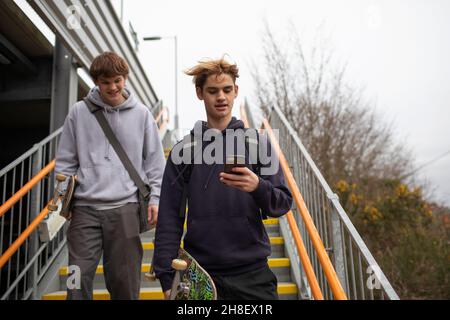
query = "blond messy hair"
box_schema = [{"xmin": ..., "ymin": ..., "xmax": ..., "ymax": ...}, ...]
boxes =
[{"xmin": 184, "ymin": 57, "xmax": 239, "ymax": 89}]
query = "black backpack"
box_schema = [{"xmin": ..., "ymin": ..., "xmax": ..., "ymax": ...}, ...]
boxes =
[{"xmin": 175, "ymin": 128, "xmax": 265, "ymax": 219}]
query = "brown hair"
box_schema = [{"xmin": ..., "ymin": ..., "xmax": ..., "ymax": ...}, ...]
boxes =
[
  {"xmin": 184, "ymin": 57, "xmax": 239, "ymax": 89},
  {"xmin": 89, "ymin": 52, "xmax": 129, "ymax": 81}
]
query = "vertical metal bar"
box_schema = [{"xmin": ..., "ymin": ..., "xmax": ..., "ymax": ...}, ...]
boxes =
[
  {"xmin": 44, "ymin": 140, "xmax": 52, "ymax": 272},
  {"xmin": 7, "ymin": 168, "xmax": 17, "ymax": 289},
  {"xmin": 330, "ymin": 198, "xmax": 348, "ymax": 297},
  {"xmin": 28, "ymin": 148, "xmax": 42, "ymax": 300},
  {"xmin": 303, "ymin": 166, "xmax": 314, "ymax": 264},
  {"xmin": 23, "ymin": 157, "xmax": 32, "ymax": 298},
  {"xmin": 321, "ymin": 189, "xmax": 332, "ymax": 299},
  {"xmin": 14, "ymin": 161, "xmax": 25, "ymax": 299},
  {"xmin": 348, "ymin": 235, "xmax": 357, "ymax": 299},
  {"xmin": 341, "ymin": 223, "xmax": 350, "ymax": 298},
  {"xmin": 312, "ymin": 177, "xmax": 328, "ymax": 297},
  {"xmin": 358, "ymin": 251, "xmax": 366, "ymax": 300},
  {"xmin": 369, "ymin": 282, "xmax": 374, "ymax": 300},
  {"xmin": 0, "ymin": 176, "xmax": 5, "ymax": 287},
  {"xmin": 310, "ymin": 177, "xmax": 320, "ymax": 286},
  {"xmin": 313, "ymin": 177, "xmax": 327, "ymax": 298}
]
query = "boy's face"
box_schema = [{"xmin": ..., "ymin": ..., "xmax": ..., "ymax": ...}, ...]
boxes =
[
  {"xmin": 196, "ymin": 73, "xmax": 238, "ymax": 122},
  {"xmin": 95, "ymin": 75, "xmax": 127, "ymax": 106}
]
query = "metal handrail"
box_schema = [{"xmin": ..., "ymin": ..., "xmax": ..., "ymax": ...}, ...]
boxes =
[
  {"xmin": 265, "ymin": 103, "xmax": 399, "ymax": 300},
  {"xmin": 0, "ymin": 129, "xmax": 62, "ymax": 178},
  {"xmin": 0, "ymin": 204, "xmax": 50, "ymax": 269},
  {"xmin": 284, "ymin": 210, "xmax": 323, "ymax": 299},
  {"xmin": 263, "ymin": 118, "xmax": 347, "ymax": 300},
  {"xmin": 240, "ymin": 104, "xmax": 324, "ymax": 300},
  {"xmin": 0, "ymin": 161, "xmax": 55, "ymax": 219}
]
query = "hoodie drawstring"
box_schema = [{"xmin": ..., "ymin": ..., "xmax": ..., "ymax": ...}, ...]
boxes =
[
  {"xmin": 103, "ymin": 109, "xmax": 120, "ymax": 160},
  {"xmin": 103, "ymin": 108, "xmax": 110, "ymax": 160}
]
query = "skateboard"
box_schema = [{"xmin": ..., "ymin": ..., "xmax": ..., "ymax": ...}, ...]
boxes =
[
  {"xmin": 48, "ymin": 173, "xmax": 77, "ymax": 220},
  {"xmin": 145, "ymin": 247, "xmax": 217, "ymax": 300},
  {"xmin": 169, "ymin": 248, "xmax": 217, "ymax": 300}
]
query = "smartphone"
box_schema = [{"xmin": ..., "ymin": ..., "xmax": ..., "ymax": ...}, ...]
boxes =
[{"xmin": 224, "ymin": 155, "xmax": 246, "ymax": 174}]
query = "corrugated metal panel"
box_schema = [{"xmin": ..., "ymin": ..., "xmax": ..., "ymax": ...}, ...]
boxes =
[{"xmin": 27, "ymin": 0, "xmax": 158, "ymax": 109}]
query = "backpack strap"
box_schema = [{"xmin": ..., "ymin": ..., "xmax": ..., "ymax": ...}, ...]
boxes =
[
  {"xmin": 244, "ymin": 129, "xmax": 267, "ymax": 220},
  {"xmin": 178, "ymin": 134, "xmax": 196, "ymax": 219}
]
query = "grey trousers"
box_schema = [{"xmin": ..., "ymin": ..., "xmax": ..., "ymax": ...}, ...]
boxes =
[{"xmin": 66, "ymin": 203, "xmax": 143, "ymax": 300}]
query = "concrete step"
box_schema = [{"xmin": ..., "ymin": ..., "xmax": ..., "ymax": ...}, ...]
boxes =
[
  {"xmin": 140, "ymin": 218, "xmax": 281, "ymax": 241},
  {"xmin": 138, "ymin": 236, "xmax": 285, "ymax": 260},
  {"xmin": 93, "ymin": 236, "xmax": 284, "ymax": 263},
  {"xmin": 58, "ymin": 257, "xmax": 293, "ymax": 291},
  {"xmin": 42, "ymin": 282, "xmax": 298, "ymax": 300}
]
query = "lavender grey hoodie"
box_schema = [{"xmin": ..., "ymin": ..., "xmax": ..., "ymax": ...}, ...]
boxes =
[{"xmin": 55, "ymin": 87, "xmax": 165, "ymax": 209}]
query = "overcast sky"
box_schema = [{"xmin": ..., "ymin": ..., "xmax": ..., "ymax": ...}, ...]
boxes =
[{"xmin": 110, "ymin": 0, "xmax": 449, "ymax": 206}]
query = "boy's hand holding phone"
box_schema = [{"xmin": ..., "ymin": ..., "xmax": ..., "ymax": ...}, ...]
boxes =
[{"xmin": 220, "ymin": 155, "xmax": 259, "ymax": 192}]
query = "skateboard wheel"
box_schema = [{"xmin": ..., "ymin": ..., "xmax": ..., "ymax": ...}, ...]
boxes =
[
  {"xmin": 172, "ymin": 259, "xmax": 188, "ymax": 271},
  {"xmin": 48, "ymin": 203, "xmax": 58, "ymax": 211},
  {"xmin": 56, "ymin": 173, "xmax": 67, "ymax": 182}
]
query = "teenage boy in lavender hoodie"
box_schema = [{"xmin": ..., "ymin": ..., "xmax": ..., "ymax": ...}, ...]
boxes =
[
  {"xmin": 153, "ymin": 58, "xmax": 293, "ymax": 300},
  {"xmin": 55, "ymin": 52, "xmax": 165, "ymax": 300}
]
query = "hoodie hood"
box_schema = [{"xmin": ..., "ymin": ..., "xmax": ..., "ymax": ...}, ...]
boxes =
[
  {"xmin": 86, "ymin": 86, "xmax": 137, "ymax": 160},
  {"xmin": 87, "ymin": 86, "xmax": 137, "ymax": 112},
  {"xmin": 190, "ymin": 117, "xmax": 245, "ymax": 138},
  {"xmin": 182, "ymin": 117, "xmax": 246, "ymax": 190}
]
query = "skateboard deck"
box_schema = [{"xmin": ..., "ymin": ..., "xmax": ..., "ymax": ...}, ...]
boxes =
[
  {"xmin": 169, "ymin": 248, "xmax": 217, "ymax": 300},
  {"xmin": 48, "ymin": 173, "xmax": 77, "ymax": 220}
]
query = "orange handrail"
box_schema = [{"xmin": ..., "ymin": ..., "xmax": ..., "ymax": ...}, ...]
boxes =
[
  {"xmin": 0, "ymin": 204, "xmax": 50, "ymax": 269},
  {"xmin": 285, "ymin": 210, "xmax": 324, "ymax": 299},
  {"xmin": 240, "ymin": 104, "xmax": 324, "ymax": 299},
  {"xmin": 0, "ymin": 160, "xmax": 55, "ymax": 219},
  {"xmin": 263, "ymin": 118, "xmax": 347, "ymax": 300}
]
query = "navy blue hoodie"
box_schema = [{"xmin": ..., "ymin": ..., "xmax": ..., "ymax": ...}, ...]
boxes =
[{"xmin": 153, "ymin": 118, "xmax": 293, "ymax": 292}]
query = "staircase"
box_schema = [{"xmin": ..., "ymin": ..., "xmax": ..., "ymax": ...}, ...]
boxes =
[
  {"xmin": 41, "ymin": 218, "xmax": 299, "ymax": 300},
  {"xmin": 1, "ymin": 106, "xmax": 400, "ymax": 300}
]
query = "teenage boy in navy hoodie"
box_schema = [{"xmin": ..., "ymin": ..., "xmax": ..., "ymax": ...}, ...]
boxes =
[
  {"xmin": 56, "ymin": 52, "xmax": 165, "ymax": 299},
  {"xmin": 153, "ymin": 58, "xmax": 293, "ymax": 300}
]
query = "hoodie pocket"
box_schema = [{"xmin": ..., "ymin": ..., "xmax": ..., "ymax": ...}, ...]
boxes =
[
  {"xmin": 184, "ymin": 215, "xmax": 255, "ymax": 266},
  {"xmin": 76, "ymin": 165, "xmax": 135, "ymax": 201}
]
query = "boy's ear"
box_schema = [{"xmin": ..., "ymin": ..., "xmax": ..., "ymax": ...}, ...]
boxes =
[
  {"xmin": 196, "ymin": 86, "xmax": 204, "ymax": 100},
  {"xmin": 234, "ymin": 84, "xmax": 239, "ymax": 97}
]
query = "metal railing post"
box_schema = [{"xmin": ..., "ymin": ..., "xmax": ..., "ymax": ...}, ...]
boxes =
[
  {"xmin": 328, "ymin": 193, "xmax": 348, "ymax": 296},
  {"xmin": 28, "ymin": 147, "xmax": 42, "ymax": 300}
]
